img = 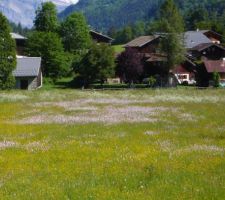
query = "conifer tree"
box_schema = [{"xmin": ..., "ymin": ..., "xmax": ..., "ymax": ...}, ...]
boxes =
[
  {"xmin": 153, "ymin": 0, "xmax": 186, "ymax": 71},
  {"xmin": 0, "ymin": 13, "xmax": 16, "ymax": 89}
]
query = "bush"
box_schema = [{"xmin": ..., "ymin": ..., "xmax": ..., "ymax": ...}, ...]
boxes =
[{"xmin": 213, "ymin": 71, "xmax": 220, "ymax": 88}]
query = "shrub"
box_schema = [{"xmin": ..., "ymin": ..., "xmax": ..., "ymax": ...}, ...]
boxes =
[{"xmin": 213, "ymin": 71, "xmax": 220, "ymax": 88}]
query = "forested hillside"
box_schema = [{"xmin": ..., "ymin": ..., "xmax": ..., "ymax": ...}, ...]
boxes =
[
  {"xmin": 59, "ymin": 0, "xmax": 163, "ymax": 30},
  {"xmin": 59, "ymin": 0, "xmax": 225, "ymax": 31}
]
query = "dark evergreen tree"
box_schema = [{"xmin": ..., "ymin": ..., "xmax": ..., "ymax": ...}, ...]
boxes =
[
  {"xmin": 0, "ymin": 13, "xmax": 16, "ymax": 89},
  {"xmin": 132, "ymin": 21, "xmax": 145, "ymax": 38},
  {"xmin": 185, "ymin": 6, "xmax": 209, "ymax": 30},
  {"xmin": 107, "ymin": 26, "xmax": 117, "ymax": 39}
]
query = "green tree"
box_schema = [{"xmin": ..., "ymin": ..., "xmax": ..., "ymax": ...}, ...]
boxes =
[
  {"xmin": 154, "ymin": 0, "xmax": 185, "ymax": 71},
  {"xmin": 114, "ymin": 25, "xmax": 133, "ymax": 44},
  {"xmin": 0, "ymin": 13, "xmax": 16, "ymax": 89},
  {"xmin": 213, "ymin": 71, "xmax": 220, "ymax": 88},
  {"xmin": 60, "ymin": 12, "xmax": 91, "ymax": 53},
  {"xmin": 26, "ymin": 31, "xmax": 70, "ymax": 80},
  {"xmin": 76, "ymin": 43, "xmax": 115, "ymax": 86},
  {"xmin": 132, "ymin": 21, "xmax": 145, "ymax": 37},
  {"xmin": 185, "ymin": 6, "xmax": 209, "ymax": 30},
  {"xmin": 34, "ymin": 2, "xmax": 58, "ymax": 32},
  {"xmin": 159, "ymin": 0, "xmax": 184, "ymax": 33},
  {"xmin": 107, "ymin": 26, "xmax": 117, "ymax": 39}
]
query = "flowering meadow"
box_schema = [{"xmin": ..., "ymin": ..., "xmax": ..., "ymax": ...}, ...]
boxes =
[{"xmin": 0, "ymin": 89, "xmax": 224, "ymax": 199}]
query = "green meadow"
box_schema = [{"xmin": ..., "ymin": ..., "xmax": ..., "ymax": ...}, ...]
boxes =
[{"xmin": 0, "ymin": 89, "xmax": 224, "ymax": 199}]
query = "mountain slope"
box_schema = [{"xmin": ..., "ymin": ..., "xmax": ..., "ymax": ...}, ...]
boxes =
[
  {"xmin": 59, "ymin": 0, "xmax": 162, "ymax": 31},
  {"xmin": 0, "ymin": 0, "xmax": 78, "ymax": 27},
  {"xmin": 59, "ymin": 0, "xmax": 225, "ymax": 31}
]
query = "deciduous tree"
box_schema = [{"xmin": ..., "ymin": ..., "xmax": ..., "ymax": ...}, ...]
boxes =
[
  {"xmin": 76, "ymin": 43, "xmax": 115, "ymax": 86},
  {"xmin": 60, "ymin": 13, "xmax": 91, "ymax": 53},
  {"xmin": 116, "ymin": 48, "xmax": 144, "ymax": 84},
  {"xmin": 34, "ymin": 2, "xmax": 58, "ymax": 32},
  {"xmin": 0, "ymin": 13, "xmax": 16, "ymax": 89},
  {"xmin": 26, "ymin": 31, "xmax": 71, "ymax": 80}
]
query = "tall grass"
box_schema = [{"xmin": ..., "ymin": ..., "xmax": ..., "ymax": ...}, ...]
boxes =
[{"xmin": 0, "ymin": 89, "xmax": 224, "ymax": 199}]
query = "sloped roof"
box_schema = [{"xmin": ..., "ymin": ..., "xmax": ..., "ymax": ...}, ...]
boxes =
[
  {"xmin": 191, "ymin": 43, "xmax": 225, "ymax": 52},
  {"xmin": 125, "ymin": 36, "xmax": 160, "ymax": 48},
  {"xmin": 173, "ymin": 65, "xmax": 191, "ymax": 74},
  {"xmin": 145, "ymin": 53, "xmax": 167, "ymax": 62},
  {"xmin": 200, "ymin": 30, "xmax": 223, "ymax": 38},
  {"xmin": 90, "ymin": 30, "xmax": 113, "ymax": 41},
  {"xmin": 10, "ymin": 33, "xmax": 27, "ymax": 40},
  {"xmin": 184, "ymin": 31, "xmax": 212, "ymax": 49},
  {"xmin": 13, "ymin": 57, "xmax": 41, "ymax": 77},
  {"xmin": 204, "ymin": 60, "xmax": 225, "ymax": 73}
]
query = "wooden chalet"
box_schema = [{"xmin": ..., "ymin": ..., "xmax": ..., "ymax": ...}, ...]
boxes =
[
  {"xmin": 173, "ymin": 60, "xmax": 196, "ymax": 85},
  {"xmin": 203, "ymin": 59, "xmax": 225, "ymax": 86},
  {"xmin": 200, "ymin": 30, "xmax": 223, "ymax": 44},
  {"xmin": 189, "ymin": 43, "xmax": 225, "ymax": 60},
  {"xmin": 90, "ymin": 30, "xmax": 113, "ymax": 44},
  {"xmin": 124, "ymin": 35, "xmax": 161, "ymax": 53},
  {"xmin": 124, "ymin": 35, "xmax": 180, "ymax": 86},
  {"xmin": 122, "ymin": 29, "xmax": 225, "ymax": 86}
]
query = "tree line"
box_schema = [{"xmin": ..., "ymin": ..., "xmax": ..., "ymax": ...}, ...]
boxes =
[
  {"xmin": 109, "ymin": 3, "xmax": 225, "ymax": 45},
  {"xmin": 0, "ymin": 2, "xmax": 115, "ymax": 89},
  {"xmin": 26, "ymin": 2, "xmax": 115, "ymax": 85}
]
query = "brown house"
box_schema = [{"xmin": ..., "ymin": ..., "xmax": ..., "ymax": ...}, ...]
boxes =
[
  {"xmin": 173, "ymin": 60, "xmax": 196, "ymax": 85},
  {"xmin": 90, "ymin": 30, "xmax": 113, "ymax": 44},
  {"xmin": 203, "ymin": 59, "xmax": 225, "ymax": 86},
  {"xmin": 124, "ymin": 35, "xmax": 161, "ymax": 54},
  {"xmin": 190, "ymin": 43, "xmax": 225, "ymax": 60},
  {"xmin": 200, "ymin": 30, "xmax": 223, "ymax": 44},
  {"xmin": 124, "ymin": 35, "xmax": 166, "ymax": 76},
  {"xmin": 123, "ymin": 30, "xmax": 225, "ymax": 86}
]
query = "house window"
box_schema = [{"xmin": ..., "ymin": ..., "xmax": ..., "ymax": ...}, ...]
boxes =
[{"xmin": 178, "ymin": 75, "xmax": 187, "ymax": 80}]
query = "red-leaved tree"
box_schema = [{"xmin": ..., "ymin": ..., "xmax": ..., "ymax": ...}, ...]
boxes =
[{"xmin": 116, "ymin": 48, "xmax": 144, "ymax": 84}]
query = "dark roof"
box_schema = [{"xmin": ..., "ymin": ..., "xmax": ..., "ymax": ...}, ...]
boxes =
[
  {"xmin": 184, "ymin": 31, "xmax": 212, "ymax": 49},
  {"xmin": 13, "ymin": 57, "xmax": 41, "ymax": 77},
  {"xmin": 204, "ymin": 60, "xmax": 225, "ymax": 73},
  {"xmin": 200, "ymin": 30, "xmax": 223, "ymax": 38},
  {"xmin": 125, "ymin": 36, "xmax": 160, "ymax": 48},
  {"xmin": 90, "ymin": 30, "xmax": 113, "ymax": 42},
  {"xmin": 145, "ymin": 53, "xmax": 167, "ymax": 62},
  {"xmin": 191, "ymin": 43, "xmax": 225, "ymax": 52},
  {"xmin": 10, "ymin": 33, "xmax": 27, "ymax": 40},
  {"xmin": 173, "ymin": 65, "xmax": 191, "ymax": 74}
]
